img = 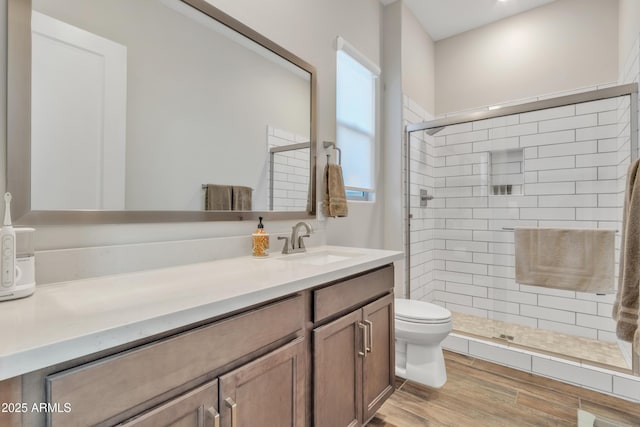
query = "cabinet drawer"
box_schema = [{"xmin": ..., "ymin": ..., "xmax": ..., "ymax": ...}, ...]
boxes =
[
  {"xmin": 46, "ymin": 294, "xmax": 303, "ymax": 427},
  {"xmin": 313, "ymin": 265, "xmax": 393, "ymax": 323}
]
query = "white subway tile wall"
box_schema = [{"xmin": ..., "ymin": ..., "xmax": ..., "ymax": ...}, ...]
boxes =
[
  {"xmin": 266, "ymin": 126, "xmax": 310, "ymax": 211},
  {"xmin": 404, "ymin": 92, "xmax": 632, "ymax": 346},
  {"xmin": 403, "ymin": 97, "xmax": 436, "ymax": 301}
]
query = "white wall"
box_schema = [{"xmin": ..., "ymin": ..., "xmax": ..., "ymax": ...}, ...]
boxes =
[
  {"xmin": 435, "ymin": 0, "xmax": 619, "ymax": 115},
  {"xmin": 382, "ymin": 1, "xmax": 403, "ymax": 255},
  {"xmin": 382, "ymin": 2, "xmax": 406, "ymax": 298},
  {"xmin": 619, "ymin": 0, "xmax": 640, "ymax": 73},
  {"xmin": 401, "ymin": 4, "xmax": 435, "ymax": 115}
]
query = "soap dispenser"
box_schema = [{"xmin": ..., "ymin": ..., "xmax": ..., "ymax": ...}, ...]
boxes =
[{"xmin": 252, "ymin": 217, "xmax": 269, "ymax": 257}]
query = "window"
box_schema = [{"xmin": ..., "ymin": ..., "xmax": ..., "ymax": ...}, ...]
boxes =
[{"xmin": 336, "ymin": 37, "xmax": 379, "ymax": 201}]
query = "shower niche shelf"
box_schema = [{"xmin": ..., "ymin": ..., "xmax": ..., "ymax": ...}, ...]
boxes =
[{"xmin": 489, "ymin": 149, "xmax": 523, "ymax": 196}]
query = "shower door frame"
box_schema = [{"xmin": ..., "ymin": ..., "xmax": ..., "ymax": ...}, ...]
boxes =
[{"xmin": 404, "ymin": 82, "xmax": 639, "ymax": 375}]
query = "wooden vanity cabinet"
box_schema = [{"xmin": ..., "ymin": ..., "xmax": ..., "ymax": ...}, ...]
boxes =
[
  {"xmin": 9, "ymin": 264, "xmax": 396, "ymax": 427},
  {"xmin": 313, "ymin": 266, "xmax": 395, "ymax": 426}
]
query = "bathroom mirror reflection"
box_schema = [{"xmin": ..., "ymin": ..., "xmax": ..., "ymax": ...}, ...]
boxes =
[{"xmin": 7, "ymin": 0, "xmax": 316, "ymax": 223}]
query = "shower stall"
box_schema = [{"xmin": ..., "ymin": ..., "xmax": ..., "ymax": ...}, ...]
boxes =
[{"xmin": 405, "ymin": 83, "xmax": 639, "ymax": 376}]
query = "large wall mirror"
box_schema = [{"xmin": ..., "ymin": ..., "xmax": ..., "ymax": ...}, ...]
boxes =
[{"xmin": 7, "ymin": 0, "xmax": 316, "ymax": 224}]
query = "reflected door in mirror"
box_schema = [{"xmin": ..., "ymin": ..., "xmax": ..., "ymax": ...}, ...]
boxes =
[{"xmin": 31, "ymin": 11, "xmax": 126, "ymax": 210}]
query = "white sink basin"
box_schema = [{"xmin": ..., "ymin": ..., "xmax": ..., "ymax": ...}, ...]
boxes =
[{"xmin": 278, "ymin": 250, "xmax": 363, "ymax": 266}]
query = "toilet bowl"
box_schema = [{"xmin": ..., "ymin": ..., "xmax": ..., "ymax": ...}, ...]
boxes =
[{"xmin": 395, "ymin": 298, "xmax": 452, "ymax": 388}]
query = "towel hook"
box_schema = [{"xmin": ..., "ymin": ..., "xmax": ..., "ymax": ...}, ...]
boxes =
[{"xmin": 323, "ymin": 141, "xmax": 342, "ymax": 165}]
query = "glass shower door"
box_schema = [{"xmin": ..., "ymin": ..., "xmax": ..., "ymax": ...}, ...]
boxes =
[{"xmin": 407, "ymin": 85, "xmax": 638, "ymax": 374}]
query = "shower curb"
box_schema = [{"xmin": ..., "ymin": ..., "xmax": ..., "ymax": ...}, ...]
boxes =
[{"xmin": 443, "ymin": 333, "xmax": 640, "ymax": 404}]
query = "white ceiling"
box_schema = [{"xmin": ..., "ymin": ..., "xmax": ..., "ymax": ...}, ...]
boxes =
[{"xmin": 387, "ymin": 0, "xmax": 557, "ymax": 41}]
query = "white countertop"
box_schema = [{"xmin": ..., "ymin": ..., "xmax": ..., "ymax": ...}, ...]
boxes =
[{"xmin": 0, "ymin": 245, "xmax": 402, "ymax": 380}]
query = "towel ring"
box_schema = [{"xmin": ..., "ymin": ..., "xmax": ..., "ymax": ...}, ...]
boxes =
[{"xmin": 323, "ymin": 141, "xmax": 342, "ymax": 165}]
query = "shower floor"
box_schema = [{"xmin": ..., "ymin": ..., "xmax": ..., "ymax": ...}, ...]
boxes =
[{"xmin": 451, "ymin": 311, "xmax": 629, "ymax": 371}]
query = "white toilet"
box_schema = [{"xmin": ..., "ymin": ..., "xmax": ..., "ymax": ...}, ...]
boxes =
[{"xmin": 394, "ymin": 298, "xmax": 452, "ymax": 388}]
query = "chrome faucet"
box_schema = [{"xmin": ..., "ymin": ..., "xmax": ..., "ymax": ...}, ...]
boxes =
[{"xmin": 278, "ymin": 222, "xmax": 312, "ymax": 254}]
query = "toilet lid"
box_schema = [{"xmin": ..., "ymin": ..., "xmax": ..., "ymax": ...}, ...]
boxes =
[{"xmin": 395, "ymin": 298, "xmax": 451, "ymax": 323}]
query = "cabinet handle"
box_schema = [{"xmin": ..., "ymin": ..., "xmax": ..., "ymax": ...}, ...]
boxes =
[
  {"xmin": 206, "ymin": 407, "xmax": 220, "ymax": 427},
  {"xmin": 358, "ymin": 322, "xmax": 367, "ymax": 358},
  {"xmin": 364, "ymin": 320, "xmax": 373, "ymax": 353},
  {"xmin": 225, "ymin": 397, "xmax": 237, "ymax": 427}
]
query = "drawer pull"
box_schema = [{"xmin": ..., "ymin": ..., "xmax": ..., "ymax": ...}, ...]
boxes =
[
  {"xmin": 225, "ymin": 397, "xmax": 237, "ymax": 427},
  {"xmin": 206, "ymin": 407, "xmax": 220, "ymax": 427},
  {"xmin": 358, "ymin": 322, "xmax": 367, "ymax": 358},
  {"xmin": 364, "ymin": 320, "xmax": 373, "ymax": 353}
]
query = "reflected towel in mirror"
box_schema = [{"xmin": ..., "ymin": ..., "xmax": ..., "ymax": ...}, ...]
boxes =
[
  {"xmin": 205, "ymin": 184, "xmax": 232, "ymax": 210},
  {"xmin": 232, "ymin": 186, "xmax": 252, "ymax": 211}
]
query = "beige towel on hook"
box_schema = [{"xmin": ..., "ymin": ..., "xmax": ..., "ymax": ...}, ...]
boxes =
[
  {"xmin": 613, "ymin": 159, "xmax": 640, "ymax": 355},
  {"xmin": 232, "ymin": 186, "xmax": 253, "ymax": 211},
  {"xmin": 515, "ymin": 227, "xmax": 615, "ymax": 293},
  {"xmin": 205, "ymin": 184, "xmax": 232, "ymax": 210},
  {"xmin": 322, "ymin": 163, "xmax": 348, "ymax": 217}
]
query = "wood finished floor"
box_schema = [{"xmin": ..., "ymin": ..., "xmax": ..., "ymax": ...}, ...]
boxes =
[{"xmin": 368, "ymin": 351, "xmax": 640, "ymax": 427}]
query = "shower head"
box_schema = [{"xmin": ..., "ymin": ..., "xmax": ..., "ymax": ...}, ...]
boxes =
[{"xmin": 426, "ymin": 126, "xmax": 446, "ymax": 136}]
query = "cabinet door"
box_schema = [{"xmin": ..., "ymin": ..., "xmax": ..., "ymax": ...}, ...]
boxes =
[
  {"xmin": 119, "ymin": 380, "xmax": 219, "ymax": 427},
  {"xmin": 219, "ymin": 338, "xmax": 305, "ymax": 427},
  {"xmin": 314, "ymin": 310, "xmax": 364, "ymax": 427},
  {"xmin": 361, "ymin": 294, "xmax": 395, "ymax": 423}
]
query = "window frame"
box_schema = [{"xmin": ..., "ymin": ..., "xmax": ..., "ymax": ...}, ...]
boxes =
[{"xmin": 335, "ymin": 36, "xmax": 380, "ymax": 201}]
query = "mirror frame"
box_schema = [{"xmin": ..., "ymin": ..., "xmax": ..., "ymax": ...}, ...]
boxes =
[{"xmin": 7, "ymin": 0, "xmax": 317, "ymax": 224}]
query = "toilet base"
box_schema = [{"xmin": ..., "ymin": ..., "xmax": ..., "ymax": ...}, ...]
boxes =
[{"xmin": 397, "ymin": 342, "xmax": 447, "ymax": 388}]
